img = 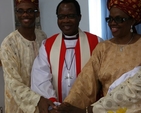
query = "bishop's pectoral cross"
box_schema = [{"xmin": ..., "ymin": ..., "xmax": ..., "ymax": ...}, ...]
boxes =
[{"xmin": 65, "ymin": 71, "xmax": 73, "ymax": 87}]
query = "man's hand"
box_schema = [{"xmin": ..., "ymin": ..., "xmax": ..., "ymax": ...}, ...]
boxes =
[
  {"xmin": 38, "ymin": 96, "xmax": 55, "ymax": 113},
  {"xmin": 56, "ymin": 102, "xmax": 85, "ymax": 113}
]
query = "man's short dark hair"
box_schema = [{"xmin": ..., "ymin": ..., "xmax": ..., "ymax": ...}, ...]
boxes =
[{"xmin": 56, "ymin": 0, "xmax": 81, "ymax": 16}]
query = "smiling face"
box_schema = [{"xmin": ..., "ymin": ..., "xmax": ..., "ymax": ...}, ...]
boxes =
[
  {"xmin": 57, "ymin": 3, "xmax": 81, "ymax": 36},
  {"xmin": 108, "ymin": 7, "xmax": 134, "ymax": 38},
  {"xmin": 16, "ymin": 2, "xmax": 39, "ymax": 28}
]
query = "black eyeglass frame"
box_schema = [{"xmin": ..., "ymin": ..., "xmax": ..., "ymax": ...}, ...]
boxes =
[
  {"xmin": 16, "ymin": 9, "xmax": 38, "ymax": 15},
  {"xmin": 105, "ymin": 16, "xmax": 131, "ymax": 24},
  {"xmin": 57, "ymin": 14, "xmax": 78, "ymax": 20}
]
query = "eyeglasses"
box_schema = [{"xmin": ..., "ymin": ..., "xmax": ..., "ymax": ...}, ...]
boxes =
[
  {"xmin": 105, "ymin": 16, "xmax": 131, "ymax": 24},
  {"xmin": 57, "ymin": 14, "xmax": 77, "ymax": 20},
  {"xmin": 16, "ymin": 9, "xmax": 38, "ymax": 15}
]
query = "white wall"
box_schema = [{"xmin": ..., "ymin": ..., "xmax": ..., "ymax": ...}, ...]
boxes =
[
  {"xmin": 0, "ymin": 0, "xmax": 15, "ymax": 112},
  {"xmin": 39, "ymin": 0, "xmax": 89, "ymax": 37},
  {"xmin": 89, "ymin": 0, "xmax": 102, "ymax": 38},
  {"xmin": 0, "ymin": 1, "xmax": 15, "ymax": 43}
]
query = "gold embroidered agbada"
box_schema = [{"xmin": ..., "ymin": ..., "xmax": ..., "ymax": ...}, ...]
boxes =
[{"xmin": 0, "ymin": 29, "xmax": 46, "ymax": 113}]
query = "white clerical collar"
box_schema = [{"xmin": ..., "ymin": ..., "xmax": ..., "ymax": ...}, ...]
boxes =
[{"xmin": 63, "ymin": 33, "xmax": 78, "ymax": 40}]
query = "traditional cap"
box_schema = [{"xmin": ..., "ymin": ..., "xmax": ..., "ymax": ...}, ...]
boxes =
[
  {"xmin": 15, "ymin": 0, "xmax": 39, "ymax": 8},
  {"xmin": 107, "ymin": 0, "xmax": 141, "ymax": 25}
]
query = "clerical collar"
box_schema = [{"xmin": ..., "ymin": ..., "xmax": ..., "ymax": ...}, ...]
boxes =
[{"xmin": 63, "ymin": 33, "xmax": 78, "ymax": 40}]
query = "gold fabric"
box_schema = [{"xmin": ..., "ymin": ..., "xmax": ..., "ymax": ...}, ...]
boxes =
[
  {"xmin": 64, "ymin": 38, "xmax": 141, "ymax": 110},
  {"xmin": 0, "ymin": 29, "xmax": 46, "ymax": 113},
  {"xmin": 92, "ymin": 68, "xmax": 141, "ymax": 113}
]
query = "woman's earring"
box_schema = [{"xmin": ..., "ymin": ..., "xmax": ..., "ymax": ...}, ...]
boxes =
[{"xmin": 130, "ymin": 25, "xmax": 133, "ymax": 33}]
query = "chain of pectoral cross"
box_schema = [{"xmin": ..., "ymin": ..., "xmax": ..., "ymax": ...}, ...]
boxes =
[{"xmin": 64, "ymin": 51, "xmax": 75, "ymax": 87}]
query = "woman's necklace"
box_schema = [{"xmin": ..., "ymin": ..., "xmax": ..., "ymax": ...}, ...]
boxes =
[{"xmin": 117, "ymin": 34, "xmax": 134, "ymax": 52}]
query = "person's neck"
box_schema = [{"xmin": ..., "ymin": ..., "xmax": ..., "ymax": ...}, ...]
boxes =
[
  {"xmin": 114, "ymin": 33, "xmax": 134, "ymax": 45},
  {"xmin": 18, "ymin": 27, "xmax": 36, "ymax": 41}
]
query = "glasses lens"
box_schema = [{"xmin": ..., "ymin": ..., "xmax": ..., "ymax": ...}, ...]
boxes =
[
  {"xmin": 67, "ymin": 14, "xmax": 77, "ymax": 19},
  {"xmin": 27, "ymin": 9, "xmax": 34, "ymax": 14},
  {"xmin": 114, "ymin": 16, "xmax": 126, "ymax": 23},
  {"xmin": 57, "ymin": 15, "xmax": 65, "ymax": 20},
  {"xmin": 105, "ymin": 17, "xmax": 113, "ymax": 23},
  {"xmin": 27, "ymin": 9, "xmax": 38, "ymax": 14},
  {"xmin": 16, "ymin": 9, "xmax": 24, "ymax": 14}
]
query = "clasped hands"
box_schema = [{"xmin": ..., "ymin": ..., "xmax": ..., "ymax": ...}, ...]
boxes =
[{"xmin": 38, "ymin": 96, "xmax": 85, "ymax": 113}]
